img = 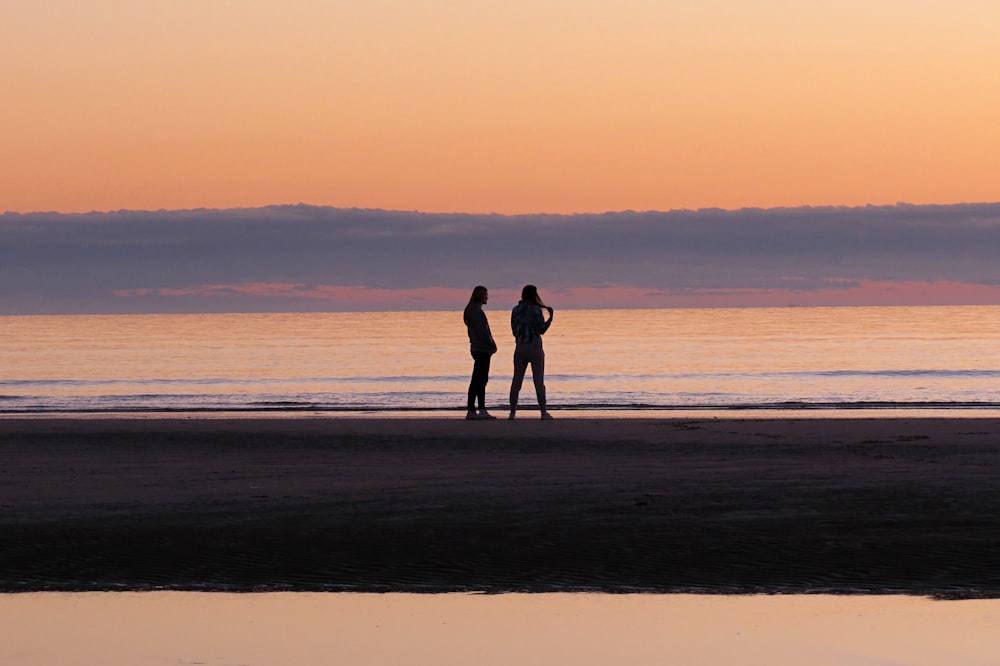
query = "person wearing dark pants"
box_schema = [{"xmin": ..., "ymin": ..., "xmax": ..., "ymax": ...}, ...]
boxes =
[{"xmin": 464, "ymin": 285, "xmax": 498, "ymax": 419}]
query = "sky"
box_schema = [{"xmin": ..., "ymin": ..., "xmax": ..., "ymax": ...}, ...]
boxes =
[{"xmin": 2, "ymin": 1, "xmax": 999, "ymax": 313}]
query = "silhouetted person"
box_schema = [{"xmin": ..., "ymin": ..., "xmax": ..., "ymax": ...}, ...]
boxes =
[
  {"xmin": 464, "ymin": 285, "xmax": 498, "ymax": 419},
  {"xmin": 508, "ymin": 284, "xmax": 554, "ymax": 420}
]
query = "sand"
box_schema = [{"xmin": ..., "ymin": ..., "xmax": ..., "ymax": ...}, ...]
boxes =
[{"xmin": 2, "ymin": 416, "xmax": 999, "ymax": 596}]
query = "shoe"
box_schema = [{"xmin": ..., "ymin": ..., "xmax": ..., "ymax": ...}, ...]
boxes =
[
  {"xmin": 540, "ymin": 412, "xmax": 554, "ymax": 420},
  {"xmin": 465, "ymin": 410, "xmax": 478, "ymax": 420},
  {"xmin": 478, "ymin": 410, "xmax": 498, "ymax": 420},
  {"xmin": 508, "ymin": 411, "xmax": 516, "ymax": 420}
]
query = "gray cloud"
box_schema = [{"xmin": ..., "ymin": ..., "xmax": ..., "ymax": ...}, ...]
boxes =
[{"xmin": 2, "ymin": 202, "xmax": 1000, "ymax": 313}]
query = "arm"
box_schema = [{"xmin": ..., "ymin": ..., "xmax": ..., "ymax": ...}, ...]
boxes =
[
  {"xmin": 479, "ymin": 311, "xmax": 498, "ymax": 353},
  {"xmin": 534, "ymin": 306, "xmax": 553, "ymax": 336},
  {"xmin": 471, "ymin": 309, "xmax": 497, "ymax": 353}
]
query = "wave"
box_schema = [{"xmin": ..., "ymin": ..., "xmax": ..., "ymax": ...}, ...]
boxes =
[
  {"xmin": 552, "ymin": 369, "xmax": 1000, "ymax": 382},
  {"xmin": 6, "ymin": 368, "xmax": 1000, "ymax": 390},
  {"xmin": 0, "ymin": 375, "xmax": 465, "ymax": 389},
  {"xmin": 5, "ymin": 400, "xmax": 1000, "ymax": 415}
]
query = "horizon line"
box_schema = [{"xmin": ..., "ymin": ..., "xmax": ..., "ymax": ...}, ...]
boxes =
[{"xmin": 6, "ymin": 199, "xmax": 1000, "ymax": 218}]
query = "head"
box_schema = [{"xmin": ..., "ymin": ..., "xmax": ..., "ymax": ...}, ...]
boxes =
[
  {"xmin": 464, "ymin": 286, "xmax": 489, "ymax": 323},
  {"xmin": 521, "ymin": 284, "xmax": 546, "ymax": 307},
  {"xmin": 469, "ymin": 285, "xmax": 489, "ymax": 305}
]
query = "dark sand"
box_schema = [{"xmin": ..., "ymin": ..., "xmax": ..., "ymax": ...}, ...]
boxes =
[{"xmin": 2, "ymin": 417, "xmax": 999, "ymax": 597}]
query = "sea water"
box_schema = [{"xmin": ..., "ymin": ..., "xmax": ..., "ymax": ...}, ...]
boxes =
[{"xmin": 3, "ymin": 305, "xmax": 1000, "ymax": 415}]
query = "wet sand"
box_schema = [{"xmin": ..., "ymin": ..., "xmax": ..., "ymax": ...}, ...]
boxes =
[
  {"xmin": 2, "ymin": 417, "xmax": 999, "ymax": 596},
  {"xmin": 4, "ymin": 592, "xmax": 1000, "ymax": 666}
]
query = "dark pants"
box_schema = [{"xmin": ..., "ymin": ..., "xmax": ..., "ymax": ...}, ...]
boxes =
[
  {"xmin": 467, "ymin": 351, "xmax": 492, "ymax": 410},
  {"xmin": 509, "ymin": 342, "xmax": 546, "ymax": 412}
]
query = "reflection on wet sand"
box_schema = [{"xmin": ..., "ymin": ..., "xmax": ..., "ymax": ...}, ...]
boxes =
[{"xmin": 2, "ymin": 593, "xmax": 999, "ymax": 666}]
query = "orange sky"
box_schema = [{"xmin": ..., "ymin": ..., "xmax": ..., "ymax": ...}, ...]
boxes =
[{"xmin": 3, "ymin": 1, "xmax": 999, "ymax": 215}]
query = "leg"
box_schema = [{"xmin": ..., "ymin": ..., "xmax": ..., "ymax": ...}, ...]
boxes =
[
  {"xmin": 509, "ymin": 346, "xmax": 530, "ymax": 418},
  {"xmin": 528, "ymin": 347, "xmax": 548, "ymax": 417},
  {"xmin": 467, "ymin": 353, "xmax": 479, "ymax": 412},
  {"xmin": 472, "ymin": 352, "xmax": 491, "ymax": 410}
]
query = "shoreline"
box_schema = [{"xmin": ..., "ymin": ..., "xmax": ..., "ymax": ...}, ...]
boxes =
[
  {"xmin": 5, "ymin": 403, "xmax": 1000, "ymax": 420},
  {"xmin": 2, "ymin": 417, "xmax": 999, "ymax": 596}
]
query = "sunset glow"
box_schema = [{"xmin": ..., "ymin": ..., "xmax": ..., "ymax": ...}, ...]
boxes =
[{"xmin": 4, "ymin": 0, "xmax": 999, "ymax": 215}]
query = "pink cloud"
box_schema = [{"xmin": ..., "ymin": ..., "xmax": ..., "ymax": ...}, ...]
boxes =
[
  {"xmin": 551, "ymin": 281, "xmax": 1000, "ymax": 309},
  {"xmin": 113, "ymin": 283, "xmax": 514, "ymax": 307},
  {"xmin": 113, "ymin": 280, "xmax": 1000, "ymax": 310}
]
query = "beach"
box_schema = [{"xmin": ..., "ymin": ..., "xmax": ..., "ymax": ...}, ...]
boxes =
[{"xmin": 2, "ymin": 416, "xmax": 999, "ymax": 597}]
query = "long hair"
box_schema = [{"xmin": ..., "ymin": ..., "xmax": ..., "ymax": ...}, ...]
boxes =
[
  {"xmin": 463, "ymin": 285, "xmax": 488, "ymax": 324},
  {"xmin": 521, "ymin": 284, "xmax": 546, "ymax": 308}
]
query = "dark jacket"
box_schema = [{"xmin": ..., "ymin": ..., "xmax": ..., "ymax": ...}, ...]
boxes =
[
  {"xmin": 465, "ymin": 304, "xmax": 497, "ymax": 354},
  {"xmin": 510, "ymin": 300, "xmax": 552, "ymax": 346}
]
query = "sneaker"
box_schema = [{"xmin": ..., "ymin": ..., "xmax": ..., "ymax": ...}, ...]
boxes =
[
  {"xmin": 508, "ymin": 411, "xmax": 516, "ymax": 420},
  {"xmin": 540, "ymin": 412, "xmax": 554, "ymax": 420},
  {"xmin": 465, "ymin": 410, "xmax": 478, "ymax": 420},
  {"xmin": 478, "ymin": 410, "xmax": 498, "ymax": 420}
]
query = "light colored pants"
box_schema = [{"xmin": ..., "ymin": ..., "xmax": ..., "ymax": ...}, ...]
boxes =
[{"xmin": 509, "ymin": 342, "xmax": 546, "ymax": 411}]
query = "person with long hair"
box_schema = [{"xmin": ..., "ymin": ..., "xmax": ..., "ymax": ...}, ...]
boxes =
[
  {"xmin": 508, "ymin": 284, "xmax": 554, "ymax": 420},
  {"xmin": 463, "ymin": 285, "xmax": 498, "ymax": 420}
]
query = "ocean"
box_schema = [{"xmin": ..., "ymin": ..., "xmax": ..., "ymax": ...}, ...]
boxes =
[{"xmin": 4, "ymin": 305, "xmax": 1000, "ymax": 416}]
